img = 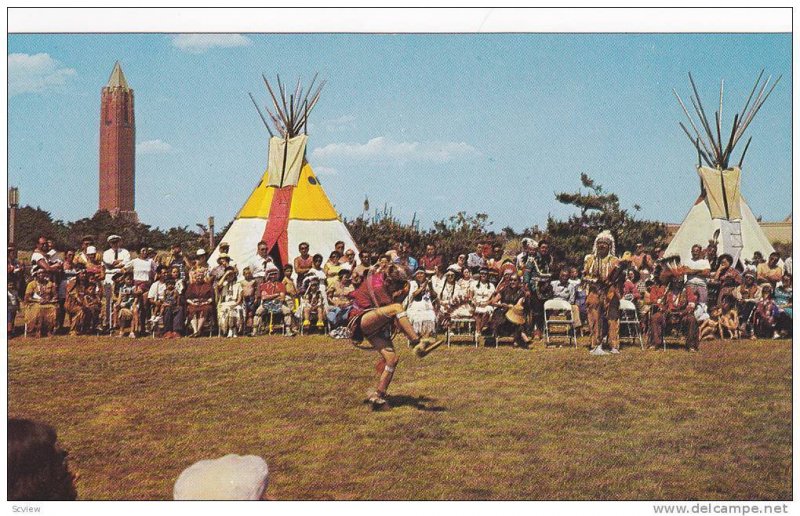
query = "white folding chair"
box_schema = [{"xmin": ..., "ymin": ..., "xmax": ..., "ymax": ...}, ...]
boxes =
[
  {"xmin": 544, "ymin": 298, "xmax": 577, "ymax": 347},
  {"xmin": 619, "ymin": 299, "xmax": 644, "ymax": 349},
  {"xmin": 446, "ymin": 317, "xmax": 478, "ymax": 348}
]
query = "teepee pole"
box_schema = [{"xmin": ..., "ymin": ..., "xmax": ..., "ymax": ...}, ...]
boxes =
[{"xmin": 249, "ymin": 93, "xmax": 274, "ymax": 138}]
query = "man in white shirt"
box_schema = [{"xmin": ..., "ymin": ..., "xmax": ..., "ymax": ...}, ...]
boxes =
[
  {"xmin": 102, "ymin": 235, "xmax": 131, "ymax": 329},
  {"xmin": 127, "ymin": 247, "xmax": 154, "ymax": 285},
  {"xmin": 516, "ymin": 238, "xmax": 538, "ymax": 270},
  {"xmin": 248, "ymin": 240, "xmax": 273, "ymax": 287},
  {"xmin": 684, "ymin": 244, "xmax": 711, "ymax": 304}
]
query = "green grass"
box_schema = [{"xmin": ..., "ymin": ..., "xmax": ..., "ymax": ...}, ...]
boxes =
[{"xmin": 8, "ymin": 335, "xmax": 792, "ymax": 500}]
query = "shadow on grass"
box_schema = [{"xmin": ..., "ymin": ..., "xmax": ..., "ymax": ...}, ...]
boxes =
[{"xmin": 385, "ymin": 394, "xmax": 447, "ymax": 412}]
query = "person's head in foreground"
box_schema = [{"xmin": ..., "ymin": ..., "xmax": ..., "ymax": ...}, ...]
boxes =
[
  {"xmin": 8, "ymin": 418, "xmax": 78, "ymax": 501},
  {"xmin": 173, "ymin": 454, "xmax": 269, "ymax": 500}
]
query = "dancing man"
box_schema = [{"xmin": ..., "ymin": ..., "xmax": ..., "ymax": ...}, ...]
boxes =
[{"xmin": 347, "ymin": 264, "xmax": 432, "ymax": 409}]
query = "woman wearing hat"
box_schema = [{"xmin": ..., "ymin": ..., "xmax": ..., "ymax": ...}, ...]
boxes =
[
  {"xmin": 189, "ymin": 249, "xmax": 210, "ymax": 285},
  {"xmin": 23, "ymin": 267, "xmax": 58, "ymax": 337}
]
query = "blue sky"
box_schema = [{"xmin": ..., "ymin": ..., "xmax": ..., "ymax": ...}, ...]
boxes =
[{"xmin": 8, "ymin": 33, "xmax": 791, "ymax": 231}]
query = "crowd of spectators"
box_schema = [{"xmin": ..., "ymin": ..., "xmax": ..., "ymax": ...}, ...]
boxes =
[{"xmin": 7, "ymin": 231, "xmax": 792, "ymax": 351}]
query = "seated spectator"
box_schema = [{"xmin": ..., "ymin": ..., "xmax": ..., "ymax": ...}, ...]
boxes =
[
  {"xmin": 489, "ymin": 273, "xmax": 530, "ymax": 347},
  {"xmin": 757, "ymin": 252, "xmax": 784, "ymax": 287},
  {"xmin": 664, "ymin": 279, "xmax": 700, "ymax": 352},
  {"xmin": 405, "ymin": 269, "xmax": 437, "ymax": 338},
  {"xmin": 255, "ymin": 266, "xmax": 294, "ymax": 336},
  {"xmin": 115, "ymin": 272, "xmax": 137, "ymax": 338},
  {"xmin": 622, "ymin": 268, "xmax": 640, "ymax": 302},
  {"xmin": 752, "ymin": 285, "xmax": 779, "ymax": 339},
  {"xmin": 186, "ymin": 273, "xmax": 214, "ymax": 337},
  {"xmin": 215, "ymin": 242, "xmax": 238, "ymax": 272},
  {"xmin": 210, "ymin": 253, "xmax": 233, "ymax": 284},
  {"xmin": 300, "ymin": 276, "xmax": 326, "ymax": 330},
  {"xmin": 216, "ymin": 266, "xmax": 243, "ymax": 338},
  {"xmin": 551, "ymin": 268, "xmax": 582, "ymax": 330},
  {"xmin": 454, "ymin": 253, "xmax": 468, "ymax": 273},
  {"xmin": 733, "ymin": 271, "xmax": 762, "ymax": 338},
  {"xmin": 159, "ymin": 280, "xmax": 183, "ymax": 338},
  {"xmin": 744, "ymin": 251, "xmax": 764, "ymax": 274},
  {"xmin": 323, "ymin": 251, "xmax": 342, "ymax": 289},
  {"xmin": 342, "ymin": 248, "xmax": 357, "ymax": 268},
  {"xmin": 717, "ymin": 294, "xmax": 741, "ymax": 339},
  {"xmin": 8, "ymin": 418, "xmax": 78, "ymax": 501},
  {"xmin": 146, "ymin": 266, "xmax": 168, "ymax": 333},
  {"xmin": 774, "ymin": 273, "xmax": 792, "ymax": 318},
  {"xmin": 516, "ymin": 238, "xmax": 536, "ymax": 270},
  {"xmin": 174, "ymin": 454, "xmax": 269, "ymax": 501},
  {"xmin": 354, "ymin": 251, "xmax": 372, "ymax": 277},
  {"xmin": 486, "ymin": 243, "xmax": 505, "ymax": 275},
  {"xmin": 472, "ymin": 268, "xmax": 496, "ymax": 336},
  {"xmin": 631, "ymin": 243, "xmax": 654, "ymax": 271},
  {"xmin": 327, "ymin": 268, "xmax": 354, "ymax": 329},
  {"xmin": 437, "ymin": 266, "xmax": 473, "ymax": 326},
  {"xmin": 281, "ymin": 264, "xmax": 299, "ymax": 316},
  {"xmin": 307, "ymin": 254, "xmax": 327, "ymax": 289},
  {"xmin": 24, "ymin": 268, "xmax": 58, "ymax": 337},
  {"xmin": 529, "ymin": 278, "xmax": 553, "ymax": 340},
  {"xmin": 430, "ymin": 263, "xmax": 446, "ymax": 295}
]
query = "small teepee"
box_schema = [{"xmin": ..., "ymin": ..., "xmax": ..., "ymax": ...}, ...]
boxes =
[
  {"xmin": 210, "ymin": 75, "xmax": 358, "ymax": 270},
  {"xmin": 665, "ymin": 71, "xmax": 780, "ymax": 266}
]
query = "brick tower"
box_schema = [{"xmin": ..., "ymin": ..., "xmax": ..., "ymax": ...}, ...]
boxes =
[{"xmin": 98, "ymin": 61, "xmax": 136, "ymax": 219}]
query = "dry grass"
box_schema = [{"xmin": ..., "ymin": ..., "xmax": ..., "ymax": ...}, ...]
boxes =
[{"xmin": 8, "ymin": 335, "xmax": 791, "ymax": 500}]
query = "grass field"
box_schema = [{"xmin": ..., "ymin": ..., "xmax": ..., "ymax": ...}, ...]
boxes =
[{"xmin": 7, "ymin": 334, "xmax": 792, "ymax": 500}]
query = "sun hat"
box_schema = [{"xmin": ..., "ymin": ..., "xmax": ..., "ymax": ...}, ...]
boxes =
[
  {"xmin": 196, "ymin": 249, "xmax": 207, "ymax": 257},
  {"xmin": 217, "ymin": 253, "xmax": 230, "ymax": 263},
  {"xmin": 86, "ymin": 245, "xmax": 97, "ymax": 255},
  {"xmin": 505, "ymin": 300, "xmax": 526, "ymax": 325},
  {"xmin": 173, "ymin": 454, "xmax": 269, "ymax": 501}
]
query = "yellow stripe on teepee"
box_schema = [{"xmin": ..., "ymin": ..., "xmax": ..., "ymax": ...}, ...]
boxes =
[
  {"xmin": 237, "ymin": 171, "xmax": 275, "ymax": 218},
  {"xmin": 289, "ymin": 163, "xmax": 339, "ymax": 220}
]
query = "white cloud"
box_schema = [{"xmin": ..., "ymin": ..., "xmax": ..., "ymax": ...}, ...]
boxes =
[
  {"xmin": 171, "ymin": 34, "xmax": 252, "ymax": 53},
  {"xmin": 137, "ymin": 139, "xmax": 174, "ymax": 154},
  {"xmin": 314, "ymin": 166, "xmax": 338, "ymax": 176},
  {"xmin": 8, "ymin": 53, "xmax": 76, "ymax": 96},
  {"xmin": 311, "ymin": 136, "xmax": 481, "ymax": 164}
]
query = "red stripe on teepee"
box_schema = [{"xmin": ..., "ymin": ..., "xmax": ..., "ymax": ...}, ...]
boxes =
[{"xmin": 261, "ymin": 186, "xmax": 294, "ymax": 265}]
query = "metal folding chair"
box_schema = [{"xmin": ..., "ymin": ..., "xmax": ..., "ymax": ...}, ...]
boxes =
[
  {"xmin": 446, "ymin": 317, "xmax": 478, "ymax": 348},
  {"xmin": 619, "ymin": 299, "xmax": 644, "ymax": 349},
  {"xmin": 543, "ymin": 298, "xmax": 577, "ymax": 347}
]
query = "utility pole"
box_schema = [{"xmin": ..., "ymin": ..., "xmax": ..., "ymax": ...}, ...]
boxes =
[
  {"xmin": 8, "ymin": 187, "xmax": 19, "ymax": 247},
  {"xmin": 208, "ymin": 216, "xmax": 215, "ymax": 250}
]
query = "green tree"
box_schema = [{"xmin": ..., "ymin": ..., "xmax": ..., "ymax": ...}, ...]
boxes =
[{"xmin": 547, "ymin": 173, "xmax": 668, "ymax": 266}]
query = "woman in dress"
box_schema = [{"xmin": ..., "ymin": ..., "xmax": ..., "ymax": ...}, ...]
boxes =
[
  {"xmin": 185, "ymin": 274, "xmax": 214, "ymax": 336},
  {"xmin": 471, "ymin": 268, "xmax": 496, "ymax": 336},
  {"xmin": 405, "ymin": 269, "xmax": 438, "ymax": 338}
]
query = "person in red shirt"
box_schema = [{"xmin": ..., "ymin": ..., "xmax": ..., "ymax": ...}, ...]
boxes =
[
  {"xmin": 256, "ymin": 267, "xmax": 294, "ymax": 336},
  {"xmin": 648, "ymin": 275, "xmax": 699, "ymax": 352},
  {"xmin": 347, "ymin": 264, "xmax": 429, "ymax": 410},
  {"xmin": 419, "ymin": 244, "xmax": 443, "ymax": 276}
]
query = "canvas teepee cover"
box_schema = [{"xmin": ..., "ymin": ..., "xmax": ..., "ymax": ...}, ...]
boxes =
[
  {"xmin": 665, "ymin": 166, "xmax": 774, "ymax": 265},
  {"xmin": 210, "ymin": 135, "xmax": 357, "ymax": 271}
]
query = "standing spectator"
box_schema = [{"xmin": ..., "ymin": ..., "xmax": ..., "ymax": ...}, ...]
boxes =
[
  {"xmin": 189, "ymin": 249, "xmax": 210, "ymax": 284},
  {"xmin": 8, "ymin": 244, "xmax": 24, "ymax": 294},
  {"xmin": 516, "ymin": 238, "xmax": 537, "ymax": 270},
  {"xmin": 164, "ymin": 243, "xmax": 191, "ymax": 281},
  {"xmin": 238, "ymin": 267, "xmax": 257, "ymax": 334},
  {"xmin": 419, "ymin": 244, "xmax": 443, "ymax": 276},
  {"xmin": 30, "ymin": 237, "xmax": 61, "ymax": 275},
  {"xmin": 248, "ymin": 241, "xmax": 273, "ymax": 288},
  {"xmin": 24, "ymin": 268, "xmax": 58, "ymax": 337},
  {"xmin": 334, "ymin": 241, "xmax": 346, "ymax": 261},
  {"xmin": 8, "ymin": 278, "xmax": 21, "ymax": 337},
  {"xmin": 83, "ymin": 246, "xmax": 104, "ymax": 282},
  {"xmin": 394, "ymin": 242, "xmax": 418, "ymax": 274},
  {"xmin": 210, "ymin": 253, "xmax": 232, "ymax": 284},
  {"xmin": 685, "ymin": 244, "xmax": 712, "ymax": 304},
  {"xmin": 323, "ymin": 251, "xmax": 343, "ymax": 289},
  {"xmin": 523, "ymin": 240, "xmax": 554, "ymax": 295},
  {"xmin": 744, "ymin": 251, "xmax": 764, "ymax": 274},
  {"xmin": 215, "ymin": 242, "xmax": 238, "ymax": 273},
  {"xmin": 102, "ymin": 235, "xmax": 130, "ymax": 330},
  {"xmin": 75, "ymin": 235, "xmax": 95, "ymax": 267},
  {"xmin": 293, "ymin": 242, "xmax": 313, "ymax": 283},
  {"xmin": 756, "ymin": 252, "xmax": 784, "ymax": 287},
  {"xmin": 56, "ymin": 249, "xmax": 79, "ymax": 333},
  {"xmin": 631, "ymin": 243, "xmax": 654, "ymax": 271},
  {"xmin": 486, "ymin": 244, "xmax": 505, "ymax": 275},
  {"xmin": 467, "ymin": 243, "xmax": 487, "ymax": 273}
]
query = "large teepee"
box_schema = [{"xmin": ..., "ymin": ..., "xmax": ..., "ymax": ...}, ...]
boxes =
[
  {"xmin": 210, "ymin": 75, "xmax": 357, "ymax": 271},
  {"xmin": 665, "ymin": 71, "xmax": 780, "ymax": 266}
]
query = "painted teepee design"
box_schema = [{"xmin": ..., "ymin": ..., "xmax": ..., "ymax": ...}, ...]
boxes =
[
  {"xmin": 210, "ymin": 75, "xmax": 357, "ymax": 271},
  {"xmin": 665, "ymin": 71, "xmax": 780, "ymax": 266}
]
